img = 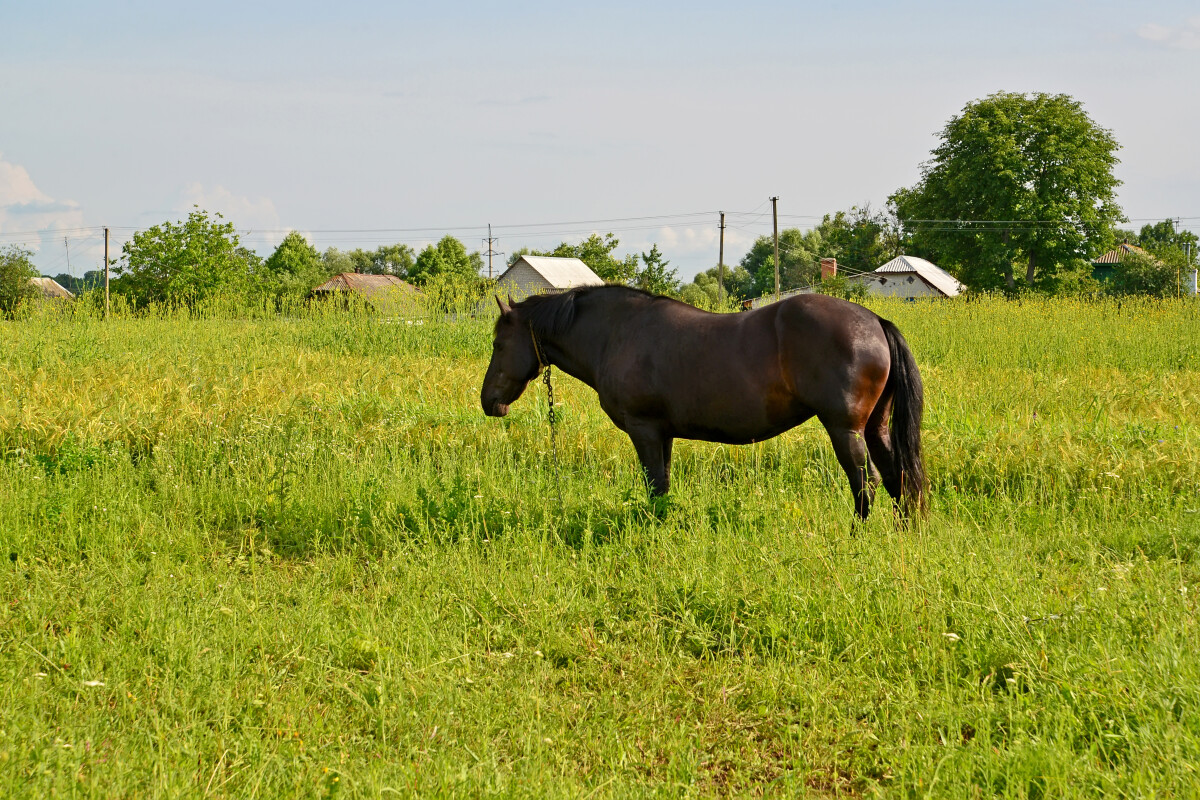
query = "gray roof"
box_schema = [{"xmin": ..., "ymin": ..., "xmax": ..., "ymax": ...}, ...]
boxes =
[
  {"xmin": 1093, "ymin": 243, "xmax": 1149, "ymax": 265},
  {"xmin": 30, "ymin": 277, "xmax": 74, "ymax": 299},
  {"xmin": 872, "ymin": 255, "xmax": 964, "ymax": 297},
  {"xmin": 311, "ymin": 272, "xmax": 420, "ymax": 314},
  {"xmin": 503, "ymin": 256, "xmax": 605, "ymax": 289}
]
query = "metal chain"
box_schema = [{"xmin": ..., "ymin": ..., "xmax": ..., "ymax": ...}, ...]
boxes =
[
  {"xmin": 543, "ymin": 365, "xmax": 564, "ymax": 512},
  {"xmin": 530, "ymin": 324, "xmax": 564, "ymax": 513}
]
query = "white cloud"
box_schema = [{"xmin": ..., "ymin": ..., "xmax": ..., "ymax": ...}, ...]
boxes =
[
  {"xmin": 1138, "ymin": 17, "xmax": 1200, "ymax": 49},
  {"xmin": 0, "ymin": 153, "xmax": 84, "ymax": 244},
  {"xmin": 0, "ymin": 153, "xmax": 93, "ymax": 276}
]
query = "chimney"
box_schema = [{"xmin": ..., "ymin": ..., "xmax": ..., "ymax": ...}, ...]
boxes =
[{"xmin": 820, "ymin": 258, "xmax": 837, "ymax": 280}]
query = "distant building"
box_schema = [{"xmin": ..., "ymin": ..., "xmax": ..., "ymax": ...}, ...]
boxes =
[
  {"xmin": 495, "ymin": 256, "xmax": 605, "ymax": 299},
  {"xmin": 851, "ymin": 255, "xmax": 964, "ymax": 299},
  {"xmin": 30, "ymin": 277, "xmax": 74, "ymax": 300},
  {"xmin": 1091, "ymin": 242, "xmax": 1150, "ymax": 282},
  {"xmin": 311, "ymin": 273, "xmax": 419, "ymax": 314}
]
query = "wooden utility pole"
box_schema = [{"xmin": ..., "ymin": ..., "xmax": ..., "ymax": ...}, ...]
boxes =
[
  {"xmin": 103, "ymin": 226, "xmax": 110, "ymax": 318},
  {"xmin": 771, "ymin": 196, "xmax": 780, "ymax": 301},
  {"xmin": 718, "ymin": 211, "xmax": 726, "ymax": 306}
]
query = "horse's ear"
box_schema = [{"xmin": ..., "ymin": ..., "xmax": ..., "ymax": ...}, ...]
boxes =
[
  {"xmin": 495, "ymin": 295, "xmax": 511, "ymax": 315},
  {"xmin": 507, "ymin": 294, "xmax": 515, "ymax": 308}
]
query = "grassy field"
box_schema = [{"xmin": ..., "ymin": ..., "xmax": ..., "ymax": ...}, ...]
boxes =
[{"xmin": 2, "ymin": 295, "xmax": 1199, "ymax": 798}]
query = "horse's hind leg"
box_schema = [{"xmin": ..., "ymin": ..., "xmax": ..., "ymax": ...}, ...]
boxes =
[
  {"xmin": 865, "ymin": 395, "xmax": 904, "ymax": 510},
  {"xmin": 823, "ymin": 423, "xmax": 880, "ymax": 521}
]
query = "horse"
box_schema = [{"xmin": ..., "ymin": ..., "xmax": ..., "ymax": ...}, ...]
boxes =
[{"xmin": 480, "ymin": 286, "xmax": 927, "ymax": 521}]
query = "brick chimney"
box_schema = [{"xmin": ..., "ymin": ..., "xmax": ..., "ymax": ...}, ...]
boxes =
[{"xmin": 820, "ymin": 258, "xmax": 837, "ymax": 280}]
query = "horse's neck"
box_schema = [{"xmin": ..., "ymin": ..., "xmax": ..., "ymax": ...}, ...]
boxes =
[{"xmin": 540, "ymin": 307, "xmax": 607, "ymax": 388}]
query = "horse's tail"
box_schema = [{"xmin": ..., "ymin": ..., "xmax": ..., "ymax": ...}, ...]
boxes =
[{"xmin": 878, "ymin": 316, "xmax": 928, "ymax": 518}]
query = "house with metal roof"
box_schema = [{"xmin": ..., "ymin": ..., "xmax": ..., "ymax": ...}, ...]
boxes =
[
  {"xmin": 495, "ymin": 255, "xmax": 605, "ymax": 299},
  {"xmin": 310, "ymin": 272, "xmax": 419, "ymax": 314},
  {"xmin": 1091, "ymin": 242, "xmax": 1150, "ymax": 282},
  {"xmin": 851, "ymin": 255, "xmax": 964, "ymax": 299},
  {"xmin": 30, "ymin": 277, "xmax": 75, "ymax": 300}
]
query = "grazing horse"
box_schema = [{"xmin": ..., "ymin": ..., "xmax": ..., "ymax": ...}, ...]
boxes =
[{"xmin": 480, "ymin": 286, "xmax": 927, "ymax": 520}]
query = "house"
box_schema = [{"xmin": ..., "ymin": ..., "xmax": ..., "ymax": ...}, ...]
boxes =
[
  {"xmin": 30, "ymin": 277, "xmax": 74, "ymax": 300},
  {"xmin": 1091, "ymin": 242, "xmax": 1149, "ymax": 282},
  {"xmin": 311, "ymin": 273, "xmax": 419, "ymax": 314},
  {"xmin": 851, "ymin": 255, "xmax": 964, "ymax": 299},
  {"xmin": 495, "ymin": 256, "xmax": 605, "ymax": 299}
]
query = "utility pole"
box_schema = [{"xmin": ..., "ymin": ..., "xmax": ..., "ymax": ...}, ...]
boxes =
[
  {"xmin": 718, "ymin": 211, "xmax": 726, "ymax": 306},
  {"xmin": 104, "ymin": 227, "xmax": 110, "ymax": 318},
  {"xmin": 484, "ymin": 223, "xmax": 502, "ymax": 280},
  {"xmin": 1175, "ymin": 218, "xmax": 1182, "ymax": 297},
  {"xmin": 64, "ymin": 237, "xmax": 71, "ymax": 274},
  {"xmin": 1187, "ymin": 239, "xmax": 1197, "ymax": 297},
  {"xmin": 771, "ymin": 196, "xmax": 780, "ymax": 301}
]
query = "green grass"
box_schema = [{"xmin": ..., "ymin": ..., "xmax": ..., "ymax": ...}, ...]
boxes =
[{"xmin": 2, "ymin": 296, "xmax": 1199, "ymax": 797}]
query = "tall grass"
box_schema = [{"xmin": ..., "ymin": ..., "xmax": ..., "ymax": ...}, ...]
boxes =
[{"xmin": 1, "ymin": 295, "xmax": 1198, "ymax": 797}]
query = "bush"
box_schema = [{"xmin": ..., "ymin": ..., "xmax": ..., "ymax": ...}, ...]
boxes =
[{"xmin": 0, "ymin": 245, "xmax": 38, "ymax": 316}]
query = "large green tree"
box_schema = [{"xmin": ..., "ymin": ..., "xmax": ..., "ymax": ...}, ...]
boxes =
[
  {"xmin": 409, "ymin": 235, "xmax": 483, "ymax": 286},
  {"xmin": 261, "ymin": 232, "xmax": 331, "ymax": 299},
  {"xmin": 892, "ymin": 92, "xmax": 1122, "ymax": 291},
  {"xmin": 114, "ymin": 208, "xmax": 261, "ymax": 306},
  {"xmin": 0, "ymin": 245, "xmax": 39, "ymax": 316}
]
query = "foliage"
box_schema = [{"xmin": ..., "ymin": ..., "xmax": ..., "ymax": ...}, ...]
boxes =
[
  {"xmin": 1135, "ymin": 219, "xmax": 1198, "ymax": 257},
  {"xmin": 51, "ymin": 271, "xmax": 105, "ymax": 296},
  {"xmin": 260, "ymin": 232, "xmax": 331, "ymax": 300},
  {"xmin": 410, "ymin": 235, "xmax": 484, "ymax": 287},
  {"xmin": 1107, "ymin": 250, "xmax": 1180, "ymax": 298},
  {"xmin": 813, "ymin": 204, "xmax": 903, "ymax": 273},
  {"xmin": 740, "ymin": 229, "xmax": 822, "ymax": 296},
  {"xmin": 0, "ymin": 245, "xmax": 39, "ymax": 316},
  {"xmin": 677, "ymin": 270, "xmax": 742, "ymax": 311},
  {"xmin": 422, "ymin": 271, "xmax": 494, "ymax": 315},
  {"xmin": 2, "ymin": 297, "xmax": 1199, "ymax": 796},
  {"xmin": 634, "ymin": 244, "xmax": 679, "ymax": 295},
  {"xmin": 813, "ymin": 273, "xmax": 868, "ymax": 302},
  {"xmin": 320, "ymin": 244, "xmax": 417, "ymax": 280},
  {"xmin": 112, "ymin": 208, "xmax": 261, "ymax": 307},
  {"xmin": 893, "ymin": 92, "xmax": 1123, "ymax": 291},
  {"xmin": 683, "ymin": 264, "xmax": 755, "ymax": 304},
  {"xmin": 737, "ymin": 208, "xmax": 900, "ymax": 299}
]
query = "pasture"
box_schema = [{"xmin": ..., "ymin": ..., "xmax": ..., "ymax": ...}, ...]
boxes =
[{"xmin": 2, "ymin": 296, "xmax": 1199, "ymax": 798}]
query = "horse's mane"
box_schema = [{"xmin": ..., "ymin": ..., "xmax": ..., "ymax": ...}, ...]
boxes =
[{"xmin": 513, "ymin": 285, "xmax": 663, "ymax": 337}]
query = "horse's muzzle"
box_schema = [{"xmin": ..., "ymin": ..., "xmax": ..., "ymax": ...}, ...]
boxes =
[{"xmin": 484, "ymin": 400, "xmax": 510, "ymax": 418}]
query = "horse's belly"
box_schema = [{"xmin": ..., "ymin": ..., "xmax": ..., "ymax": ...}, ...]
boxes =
[
  {"xmin": 673, "ymin": 410, "xmax": 813, "ymax": 445},
  {"xmin": 666, "ymin": 381, "xmax": 813, "ymax": 444}
]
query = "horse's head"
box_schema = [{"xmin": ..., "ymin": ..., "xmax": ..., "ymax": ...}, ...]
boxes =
[{"xmin": 481, "ymin": 296, "xmax": 542, "ymax": 417}]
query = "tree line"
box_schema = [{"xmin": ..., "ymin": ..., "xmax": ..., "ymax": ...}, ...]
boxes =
[
  {"xmin": 680, "ymin": 91, "xmax": 1197, "ymax": 301},
  {"xmin": 4, "ymin": 91, "xmax": 1196, "ymax": 315}
]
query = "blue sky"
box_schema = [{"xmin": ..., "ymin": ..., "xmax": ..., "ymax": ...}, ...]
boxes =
[{"xmin": 2, "ymin": 1, "xmax": 1197, "ymax": 279}]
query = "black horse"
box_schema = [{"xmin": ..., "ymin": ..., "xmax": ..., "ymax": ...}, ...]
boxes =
[{"xmin": 481, "ymin": 286, "xmax": 926, "ymax": 520}]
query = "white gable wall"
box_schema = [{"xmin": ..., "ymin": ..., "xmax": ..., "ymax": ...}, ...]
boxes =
[
  {"xmin": 496, "ymin": 262, "xmax": 553, "ymax": 300},
  {"xmin": 856, "ymin": 272, "xmax": 945, "ymax": 299}
]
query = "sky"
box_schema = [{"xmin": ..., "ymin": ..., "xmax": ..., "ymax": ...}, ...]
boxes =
[{"xmin": 1, "ymin": 0, "xmax": 1197, "ymax": 281}]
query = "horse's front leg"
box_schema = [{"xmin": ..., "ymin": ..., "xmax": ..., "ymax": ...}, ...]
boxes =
[{"xmin": 626, "ymin": 422, "xmax": 672, "ymax": 497}]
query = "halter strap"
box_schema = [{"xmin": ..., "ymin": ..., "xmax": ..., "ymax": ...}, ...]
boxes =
[{"xmin": 529, "ymin": 323, "xmax": 549, "ymax": 371}]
